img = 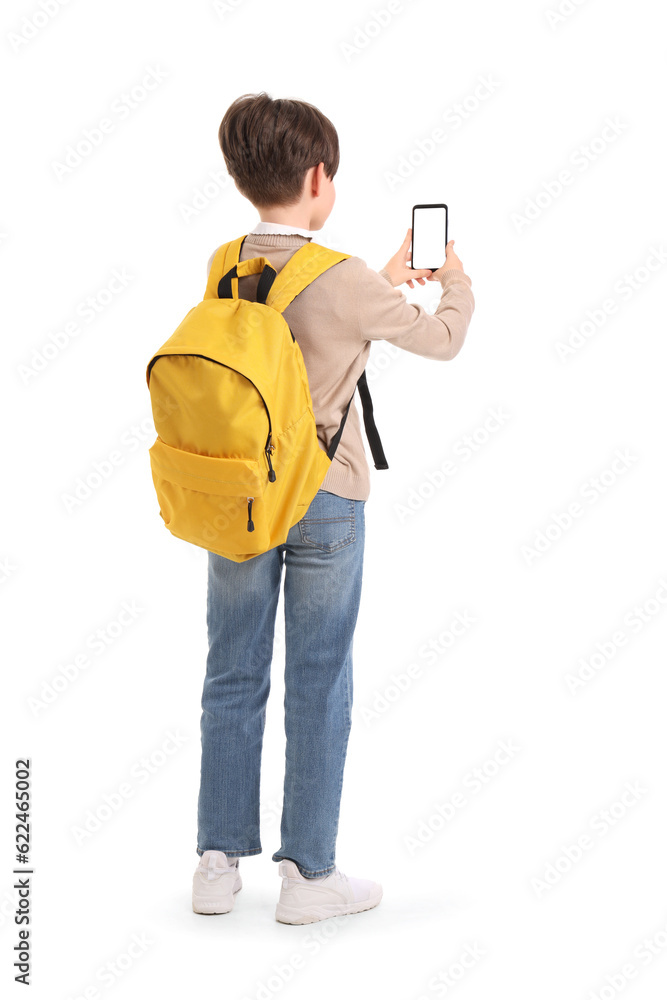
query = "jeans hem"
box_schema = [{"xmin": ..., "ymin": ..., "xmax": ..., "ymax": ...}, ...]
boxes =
[
  {"xmin": 272, "ymin": 853, "xmax": 335, "ymax": 877},
  {"xmin": 197, "ymin": 846, "xmax": 261, "ymax": 858}
]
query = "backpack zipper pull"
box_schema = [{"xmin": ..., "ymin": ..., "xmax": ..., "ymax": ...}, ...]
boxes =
[
  {"xmin": 247, "ymin": 497, "xmax": 255, "ymax": 532},
  {"xmin": 266, "ymin": 441, "xmax": 276, "ymax": 482}
]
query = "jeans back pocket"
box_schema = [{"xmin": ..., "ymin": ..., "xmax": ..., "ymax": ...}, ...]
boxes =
[{"xmin": 298, "ymin": 489, "xmax": 357, "ymax": 552}]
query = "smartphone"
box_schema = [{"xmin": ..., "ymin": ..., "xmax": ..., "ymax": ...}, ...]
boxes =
[{"xmin": 411, "ymin": 203, "xmax": 448, "ymax": 272}]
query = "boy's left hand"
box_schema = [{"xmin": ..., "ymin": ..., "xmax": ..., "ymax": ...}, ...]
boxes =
[{"xmin": 382, "ymin": 228, "xmax": 433, "ymax": 288}]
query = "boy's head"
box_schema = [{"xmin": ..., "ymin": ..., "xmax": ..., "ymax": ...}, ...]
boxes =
[{"xmin": 218, "ymin": 92, "xmax": 338, "ymax": 228}]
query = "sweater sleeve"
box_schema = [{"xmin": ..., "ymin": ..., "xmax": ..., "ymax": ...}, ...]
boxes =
[{"xmin": 355, "ymin": 259, "xmax": 475, "ymax": 361}]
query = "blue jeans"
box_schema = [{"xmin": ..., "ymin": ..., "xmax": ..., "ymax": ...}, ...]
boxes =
[{"xmin": 197, "ymin": 488, "xmax": 366, "ymax": 878}]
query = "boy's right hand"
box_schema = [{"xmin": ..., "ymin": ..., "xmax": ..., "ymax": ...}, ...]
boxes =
[{"xmin": 428, "ymin": 239, "xmax": 465, "ymax": 280}]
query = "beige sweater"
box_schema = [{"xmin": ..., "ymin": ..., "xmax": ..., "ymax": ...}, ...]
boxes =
[{"xmin": 205, "ymin": 233, "xmax": 475, "ymax": 501}]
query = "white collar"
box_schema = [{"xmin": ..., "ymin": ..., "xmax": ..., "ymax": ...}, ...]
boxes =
[{"xmin": 248, "ymin": 220, "xmax": 317, "ymax": 238}]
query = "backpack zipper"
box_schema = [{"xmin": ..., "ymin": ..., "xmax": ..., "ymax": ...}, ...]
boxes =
[
  {"xmin": 247, "ymin": 497, "xmax": 255, "ymax": 532},
  {"xmin": 265, "ymin": 432, "xmax": 276, "ymax": 482}
]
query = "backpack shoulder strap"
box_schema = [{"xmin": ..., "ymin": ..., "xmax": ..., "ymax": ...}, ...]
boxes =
[
  {"xmin": 264, "ymin": 242, "xmax": 350, "ymax": 314},
  {"xmin": 268, "ymin": 241, "xmax": 388, "ymax": 471},
  {"xmin": 329, "ymin": 368, "xmax": 389, "ymax": 471}
]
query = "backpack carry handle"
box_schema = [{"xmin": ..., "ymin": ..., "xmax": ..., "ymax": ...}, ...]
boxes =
[{"xmin": 218, "ymin": 256, "xmax": 277, "ymax": 304}]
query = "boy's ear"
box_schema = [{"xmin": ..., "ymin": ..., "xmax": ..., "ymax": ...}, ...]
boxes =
[{"xmin": 311, "ymin": 161, "xmax": 326, "ymax": 197}]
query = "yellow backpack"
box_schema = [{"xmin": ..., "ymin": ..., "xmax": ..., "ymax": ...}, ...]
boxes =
[{"xmin": 146, "ymin": 235, "xmax": 388, "ymax": 562}]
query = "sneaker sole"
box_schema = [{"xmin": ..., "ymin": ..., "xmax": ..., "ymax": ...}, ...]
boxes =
[
  {"xmin": 275, "ymin": 889, "xmax": 383, "ymax": 925},
  {"xmin": 192, "ymin": 876, "xmax": 242, "ymax": 914}
]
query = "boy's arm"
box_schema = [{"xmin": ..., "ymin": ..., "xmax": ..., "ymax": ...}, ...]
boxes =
[{"xmin": 353, "ymin": 260, "xmax": 475, "ymax": 361}]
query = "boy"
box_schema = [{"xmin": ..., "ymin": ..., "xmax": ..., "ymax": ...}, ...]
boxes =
[{"xmin": 192, "ymin": 92, "xmax": 475, "ymax": 924}]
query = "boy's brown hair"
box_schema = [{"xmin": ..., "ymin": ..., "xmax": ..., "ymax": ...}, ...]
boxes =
[{"xmin": 218, "ymin": 92, "xmax": 339, "ymax": 208}]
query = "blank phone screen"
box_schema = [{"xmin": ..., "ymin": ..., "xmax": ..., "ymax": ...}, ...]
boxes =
[{"xmin": 412, "ymin": 206, "xmax": 447, "ymax": 270}]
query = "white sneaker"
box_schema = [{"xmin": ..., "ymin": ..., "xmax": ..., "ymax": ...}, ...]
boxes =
[
  {"xmin": 192, "ymin": 850, "xmax": 242, "ymax": 914},
  {"xmin": 275, "ymin": 860, "xmax": 382, "ymax": 924}
]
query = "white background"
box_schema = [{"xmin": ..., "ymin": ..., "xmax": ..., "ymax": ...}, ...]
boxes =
[{"xmin": 2, "ymin": 0, "xmax": 667, "ymax": 997}]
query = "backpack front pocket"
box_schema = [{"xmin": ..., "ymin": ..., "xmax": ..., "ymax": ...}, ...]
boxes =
[{"xmin": 148, "ymin": 437, "xmax": 270, "ymax": 555}]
